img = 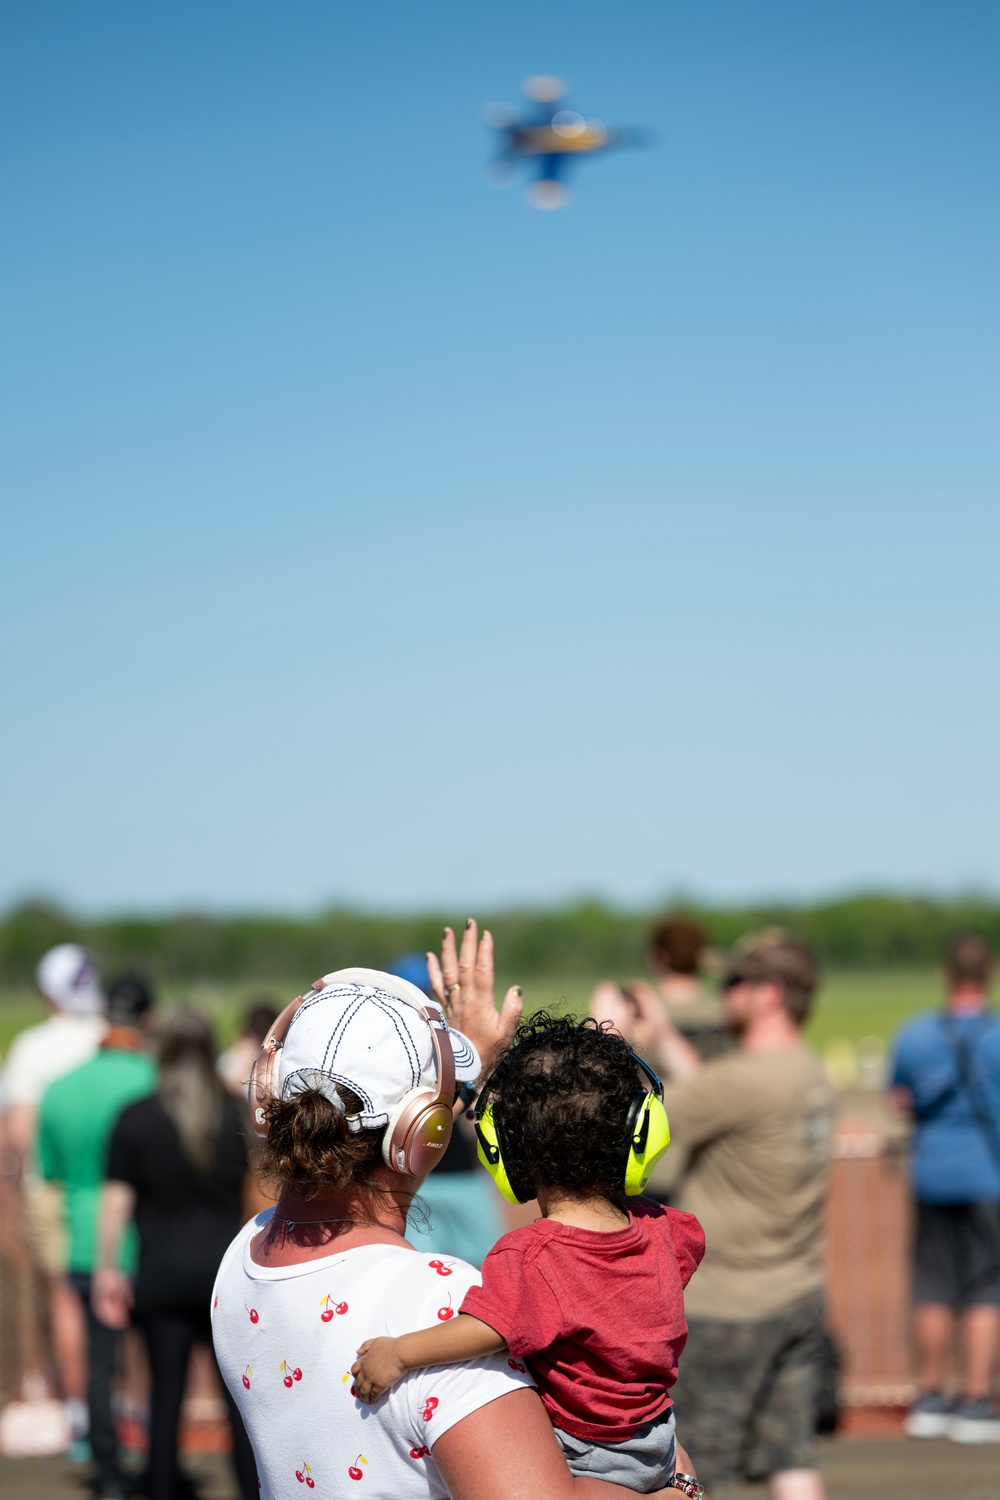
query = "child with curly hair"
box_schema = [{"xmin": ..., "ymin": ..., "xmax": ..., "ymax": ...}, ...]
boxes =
[{"xmin": 352, "ymin": 1014, "xmax": 704, "ymax": 1495}]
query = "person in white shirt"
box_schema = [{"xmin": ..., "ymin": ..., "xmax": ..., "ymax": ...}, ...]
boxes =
[
  {"xmin": 2, "ymin": 943, "xmax": 107, "ymax": 1442},
  {"xmin": 212, "ymin": 942, "xmax": 682, "ymax": 1500}
]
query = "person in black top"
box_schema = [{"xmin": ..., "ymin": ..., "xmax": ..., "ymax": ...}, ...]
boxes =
[{"xmin": 93, "ymin": 1008, "xmax": 257, "ymax": 1500}]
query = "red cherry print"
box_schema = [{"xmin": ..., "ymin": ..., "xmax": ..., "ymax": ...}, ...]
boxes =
[
  {"xmin": 295, "ymin": 1471, "xmax": 304, "ymax": 1484},
  {"xmin": 306, "ymin": 1481, "xmax": 315, "ymax": 1490},
  {"xmin": 428, "ymin": 1259, "xmax": 453, "ymax": 1277},
  {"xmin": 213, "ymin": 1295, "xmax": 219, "ymax": 1309},
  {"xmin": 437, "ymin": 1292, "xmax": 454, "ymax": 1321},
  {"xmin": 507, "ymin": 1356, "xmax": 527, "ymax": 1373},
  {"xmin": 421, "ymin": 1396, "xmax": 439, "ymax": 1421},
  {"xmin": 320, "ymin": 1293, "xmax": 349, "ymax": 1321},
  {"xmin": 409, "ymin": 1446, "xmax": 430, "ymax": 1460},
  {"xmin": 348, "ymin": 1452, "xmax": 368, "ymax": 1480},
  {"xmin": 242, "ymin": 1365, "xmax": 252, "ymax": 1390},
  {"xmin": 283, "ymin": 1377, "xmax": 293, "ymax": 1388},
  {"xmin": 242, "ymin": 1376, "xmax": 250, "ymax": 1390},
  {"xmin": 245, "ymin": 1301, "xmax": 259, "ymax": 1324},
  {"xmin": 296, "ymin": 1461, "xmax": 315, "ymax": 1487}
]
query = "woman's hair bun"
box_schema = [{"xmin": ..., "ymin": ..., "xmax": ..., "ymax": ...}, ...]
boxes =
[{"xmin": 258, "ymin": 1086, "xmax": 384, "ymax": 1199}]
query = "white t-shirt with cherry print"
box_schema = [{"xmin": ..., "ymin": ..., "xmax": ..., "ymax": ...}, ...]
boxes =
[{"xmin": 211, "ymin": 1212, "xmax": 533, "ymax": 1500}]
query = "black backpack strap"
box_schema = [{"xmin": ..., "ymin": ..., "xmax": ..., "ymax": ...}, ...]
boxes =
[{"xmin": 942, "ymin": 1014, "xmax": 1000, "ymax": 1180}]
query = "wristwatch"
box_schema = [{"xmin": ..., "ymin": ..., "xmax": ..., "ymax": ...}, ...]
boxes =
[{"xmin": 668, "ymin": 1475, "xmax": 704, "ymax": 1499}]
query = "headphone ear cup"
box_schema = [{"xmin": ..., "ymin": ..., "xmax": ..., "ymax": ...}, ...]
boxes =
[
  {"xmin": 474, "ymin": 1104, "xmax": 530, "ymax": 1205},
  {"xmin": 624, "ymin": 1093, "xmax": 671, "ymax": 1196},
  {"xmin": 248, "ymin": 1050, "xmax": 274, "ymax": 1137},
  {"xmin": 382, "ymin": 1091, "xmax": 454, "ymax": 1176},
  {"xmin": 248, "ymin": 988, "xmax": 316, "ymax": 1138}
]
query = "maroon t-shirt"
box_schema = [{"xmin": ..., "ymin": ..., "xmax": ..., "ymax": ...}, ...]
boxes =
[{"xmin": 461, "ymin": 1201, "xmax": 705, "ymax": 1442}]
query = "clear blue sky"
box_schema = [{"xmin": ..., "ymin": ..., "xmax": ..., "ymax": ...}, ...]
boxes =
[{"xmin": 3, "ymin": 1, "xmax": 998, "ymax": 915}]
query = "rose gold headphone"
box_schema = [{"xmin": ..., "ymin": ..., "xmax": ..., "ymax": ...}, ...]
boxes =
[{"xmin": 248, "ymin": 969, "xmax": 457, "ymax": 1180}]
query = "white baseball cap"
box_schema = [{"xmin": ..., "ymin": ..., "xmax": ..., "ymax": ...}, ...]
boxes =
[
  {"xmin": 35, "ymin": 944, "xmax": 105, "ymax": 1017},
  {"xmin": 276, "ymin": 967, "xmax": 480, "ymax": 1128}
]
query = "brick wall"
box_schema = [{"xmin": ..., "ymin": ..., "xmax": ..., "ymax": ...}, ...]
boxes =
[{"xmin": 826, "ymin": 1109, "xmax": 914, "ymax": 1409}]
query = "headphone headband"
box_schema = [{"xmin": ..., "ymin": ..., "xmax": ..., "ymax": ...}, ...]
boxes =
[
  {"xmin": 632, "ymin": 1052, "xmax": 664, "ymax": 1097},
  {"xmin": 248, "ymin": 980, "xmax": 325, "ymax": 1135}
]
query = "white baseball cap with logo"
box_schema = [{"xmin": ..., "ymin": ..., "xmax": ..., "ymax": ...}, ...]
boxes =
[
  {"xmin": 35, "ymin": 944, "xmax": 105, "ymax": 1017},
  {"xmin": 275, "ymin": 967, "xmax": 481, "ymax": 1128}
]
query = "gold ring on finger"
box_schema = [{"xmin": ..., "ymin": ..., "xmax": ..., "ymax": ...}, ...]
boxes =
[{"xmin": 445, "ymin": 983, "xmax": 461, "ymax": 998}]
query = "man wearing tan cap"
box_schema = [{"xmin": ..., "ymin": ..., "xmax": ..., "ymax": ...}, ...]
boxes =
[{"xmin": 593, "ymin": 929, "xmax": 835, "ymax": 1500}]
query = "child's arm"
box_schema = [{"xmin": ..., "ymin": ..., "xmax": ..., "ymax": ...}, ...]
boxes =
[{"xmin": 351, "ymin": 1314, "xmax": 508, "ymax": 1404}]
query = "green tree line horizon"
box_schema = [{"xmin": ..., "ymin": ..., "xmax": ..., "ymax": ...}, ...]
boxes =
[{"xmin": 2, "ymin": 893, "xmax": 999, "ymax": 988}]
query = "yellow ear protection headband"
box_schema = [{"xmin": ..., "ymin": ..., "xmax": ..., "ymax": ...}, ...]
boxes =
[{"xmin": 473, "ymin": 1050, "xmax": 671, "ymax": 1205}]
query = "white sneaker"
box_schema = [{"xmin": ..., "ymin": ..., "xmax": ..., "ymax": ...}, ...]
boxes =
[
  {"xmin": 948, "ymin": 1400, "xmax": 1000, "ymax": 1443},
  {"xmin": 904, "ymin": 1392, "xmax": 952, "ymax": 1439}
]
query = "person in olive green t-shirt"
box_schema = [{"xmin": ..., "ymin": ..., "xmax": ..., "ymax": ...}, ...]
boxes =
[{"xmin": 38, "ymin": 975, "xmax": 156, "ymax": 1500}]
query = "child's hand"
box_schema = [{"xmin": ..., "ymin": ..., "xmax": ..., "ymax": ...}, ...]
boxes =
[{"xmin": 351, "ymin": 1337, "xmax": 407, "ymax": 1404}]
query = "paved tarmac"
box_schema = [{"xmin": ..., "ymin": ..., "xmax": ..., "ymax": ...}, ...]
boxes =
[{"xmin": 0, "ymin": 1435, "xmax": 996, "ymax": 1499}]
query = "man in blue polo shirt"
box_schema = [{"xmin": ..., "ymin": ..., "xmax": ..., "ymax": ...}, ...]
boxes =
[{"xmin": 890, "ymin": 934, "xmax": 1000, "ymax": 1443}]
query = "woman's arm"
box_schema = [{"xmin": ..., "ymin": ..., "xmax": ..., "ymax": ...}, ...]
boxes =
[
  {"xmin": 352, "ymin": 1314, "xmax": 506, "ymax": 1403},
  {"xmin": 91, "ymin": 1180, "xmax": 137, "ymax": 1329},
  {"xmin": 433, "ymin": 1388, "xmax": 677, "ymax": 1500}
]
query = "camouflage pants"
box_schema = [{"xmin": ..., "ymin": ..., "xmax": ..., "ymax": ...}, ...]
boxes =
[{"xmin": 671, "ymin": 1291, "xmax": 825, "ymax": 1488}]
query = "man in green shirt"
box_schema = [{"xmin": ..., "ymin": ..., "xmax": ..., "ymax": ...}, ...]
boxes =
[{"xmin": 39, "ymin": 974, "xmax": 157, "ymax": 1500}]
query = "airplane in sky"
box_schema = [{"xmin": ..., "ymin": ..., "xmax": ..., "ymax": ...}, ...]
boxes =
[{"xmin": 483, "ymin": 76, "xmax": 644, "ymax": 208}]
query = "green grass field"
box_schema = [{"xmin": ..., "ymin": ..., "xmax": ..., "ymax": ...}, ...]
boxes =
[{"xmin": 0, "ymin": 968, "xmax": 943, "ymax": 1061}]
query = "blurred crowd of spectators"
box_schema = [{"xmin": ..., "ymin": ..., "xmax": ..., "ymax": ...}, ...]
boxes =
[{"xmin": 1, "ymin": 917, "xmax": 998, "ymax": 1498}]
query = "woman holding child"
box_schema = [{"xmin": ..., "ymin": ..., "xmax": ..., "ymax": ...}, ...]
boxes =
[{"xmin": 211, "ymin": 923, "xmax": 703, "ymax": 1500}]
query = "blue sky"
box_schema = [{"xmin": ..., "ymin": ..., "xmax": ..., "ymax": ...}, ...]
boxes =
[{"xmin": 3, "ymin": 1, "xmax": 998, "ymax": 914}]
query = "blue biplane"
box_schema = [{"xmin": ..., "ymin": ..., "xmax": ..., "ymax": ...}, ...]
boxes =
[{"xmin": 484, "ymin": 76, "xmax": 644, "ymax": 208}]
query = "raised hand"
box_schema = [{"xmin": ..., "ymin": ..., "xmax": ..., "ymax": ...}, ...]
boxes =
[
  {"xmin": 591, "ymin": 979, "xmax": 672, "ymax": 1053},
  {"xmin": 590, "ymin": 981, "xmax": 643, "ymax": 1040},
  {"xmin": 427, "ymin": 920, "xmax": 522, "ymax": 1076}
]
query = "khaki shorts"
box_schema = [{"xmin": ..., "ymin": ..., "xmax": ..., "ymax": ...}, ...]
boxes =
[
  {"xmin": 672, "ymin": 1291, "xmax": 825, "ymax": 1486},
  {"xmin": 22, "ymin": 1179, "xmax": 69, "ymax": 1277}
]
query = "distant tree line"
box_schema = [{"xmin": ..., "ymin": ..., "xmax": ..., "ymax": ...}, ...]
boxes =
[{"xmin": 1, "ymin": 894, "xmax": 999, "ymax": 989}]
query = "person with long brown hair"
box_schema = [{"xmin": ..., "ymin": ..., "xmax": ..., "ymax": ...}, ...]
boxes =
[{"xmin": 93, "ymin": 1008, "xmax": 257, "ymax": 1500}]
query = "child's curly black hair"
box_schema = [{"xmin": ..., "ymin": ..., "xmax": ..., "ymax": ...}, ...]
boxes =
[{"xmin": 484, "ymin": 1011, "xmax": 642, "ymax": 1201}]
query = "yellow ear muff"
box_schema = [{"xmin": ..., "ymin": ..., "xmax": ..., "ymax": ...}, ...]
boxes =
[
  {"xmin": 624, "ymin": 1092, "xmax": 671, "ymax": 1196},
  {"xmin": 474, "ymin": 1103, "xmax": 525, "ymax": 1205}
]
